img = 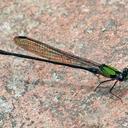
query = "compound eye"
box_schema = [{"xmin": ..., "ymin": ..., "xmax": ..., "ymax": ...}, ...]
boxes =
[{"xmin": 123, "ymin": 68, "xmax": 128, "ymax": 72}]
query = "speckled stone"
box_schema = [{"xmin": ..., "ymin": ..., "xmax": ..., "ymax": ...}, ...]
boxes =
[{"xmin": 0, "ymin": 0, "xmax": 128, "ymax": 128}]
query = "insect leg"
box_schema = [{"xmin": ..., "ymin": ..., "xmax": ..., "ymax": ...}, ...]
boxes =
[
  {"xmin": 109, "ymin": 81, "xmax": 122, "ymax": 102},
  {"xmin": 94, "ymin": 79, "xmax": 114, "ymax": 91},
  {"xmin": 109, "ymin": 80, "xmax": 118, "ymax": 93}
]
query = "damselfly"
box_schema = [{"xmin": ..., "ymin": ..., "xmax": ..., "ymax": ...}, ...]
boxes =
[{"xmin": 0, "ymin": 36, "xmax": 127, "ymax": 100}]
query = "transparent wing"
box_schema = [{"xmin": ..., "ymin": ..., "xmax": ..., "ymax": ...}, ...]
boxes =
[{"xmin": 14, "ymin": 36, "xmax": 101, "ymax": 70}]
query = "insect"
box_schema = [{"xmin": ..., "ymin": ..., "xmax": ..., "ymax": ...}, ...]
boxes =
[{"xmin": 0, "ymin": 36, "xmax": 127, "ymax": 100}]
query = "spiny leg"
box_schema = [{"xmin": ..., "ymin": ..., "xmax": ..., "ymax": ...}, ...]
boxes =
[
  {"xmin": 94, "ymin": 79, "xmax": 114, "ymax": 91},
  {"xmin": 94, "ymin": 73, "xmax": 106, "ymax": 84},
  {"xmin": 110, "ymin": 80, "xmax": 118, "ymax": 92},
  {"xmin": 109, "ymin": 80, "xmax": 122, "ymax": 102}
]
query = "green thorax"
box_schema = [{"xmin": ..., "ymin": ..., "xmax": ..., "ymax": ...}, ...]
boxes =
[{"xmin": 99, "ymin": 64, "xmax": 121, "ymax": 78}]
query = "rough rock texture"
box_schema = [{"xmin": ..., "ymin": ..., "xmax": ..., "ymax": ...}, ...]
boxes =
[{"xmin": 0, "ymin": 0, "xmax": 128, "ymax": 128}]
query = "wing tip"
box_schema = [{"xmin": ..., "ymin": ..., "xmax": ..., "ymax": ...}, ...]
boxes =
[{"xmin": 14, "ymin": 36, "xmax": 28, "ymax": 45}]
